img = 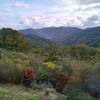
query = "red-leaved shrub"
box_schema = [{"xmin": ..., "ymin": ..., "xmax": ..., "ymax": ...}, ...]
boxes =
[
  {"xmin": 22, "ymin": 67, "xmax": 36, "ymax": 85},
  {"xmin": 63, "ymin": 75, "xmax": 72, "ymax": 83},
  {"xmin": 55, "ymin": 75, "xmax": 75, "ymax": 93}
]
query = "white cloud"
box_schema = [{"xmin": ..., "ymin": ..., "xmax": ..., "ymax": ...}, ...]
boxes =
[
  {"xmin": 62, "ymin": 0, "xmax": 74, "ymax": 4},
  {"xmin": 1, "ymin": 0, "xmax": 100, "ymax": 29},
  {"xmin": 17, "ymin": 0, "xmax": 100, "ymax": 28},
  {"xmin": 13, "ymin": 1, "xmax": 29, "ymax": 8},
  {"xmin": 77, "ymin": 0, "xmax": 100, "ymax": 5},
  {"xmin": 20, "ymin": 16, "xmax": 33, "ymax": 27},
  {"xmin": 19, "ymin": 10, "xmax": 83, "ymax": 28},
  {"xmin": 61, "ymin": 0, "xmax": 100, "ymax": 5}
]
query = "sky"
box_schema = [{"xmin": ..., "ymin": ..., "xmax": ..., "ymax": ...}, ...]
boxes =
[{"xmin": 0, "ymin": 0, "xmax": 100, "ymax": 29}]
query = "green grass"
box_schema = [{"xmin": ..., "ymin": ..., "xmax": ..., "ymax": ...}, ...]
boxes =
[
  {"xmin": 0, "ymin": 84, "xmax": 67, "ymax": 100},
  {"xmin": 0, "ymin": 84, "xmax": 38, "ymax": 100}
]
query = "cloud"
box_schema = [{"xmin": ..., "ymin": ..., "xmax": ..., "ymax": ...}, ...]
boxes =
[
  {"xmin": 20, "ymin": 15, "xmax": 45, "ymax": 28},
  {"xmin": 77, "ymin": 0, "xmax": 100, "ymax": 5},
  {"xmin": 88, "ymin": 15, "xmax": 99, "ymax": 21},
  {"xmin": 13, "ymin": 1, "xmax": 29, "ymax": 8},
  {"xmin": 79, "ymin": 15, "xmax": 100, "ymax": 28},
  {"xmin": 1, "ymin": 0, "xmax": 100, "ymax": 29},
  {"xmin": 61, "ymin": 0, "xmax": 100, "ymax": 5},
  {"xmin": 19, "ymin": 10, "xmax": 83, "ymax": 28},
  {"xmin": 17, "ymin": 0, "xmax": 100, "ymax": 28}
]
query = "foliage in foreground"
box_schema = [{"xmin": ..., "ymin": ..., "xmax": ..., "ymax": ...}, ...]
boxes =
[{"xmin": 0, "ymin": 44, "xmax": 100, "ymax": 99}]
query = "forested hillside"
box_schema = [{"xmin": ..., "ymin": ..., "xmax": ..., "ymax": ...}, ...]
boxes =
[
  {"xmin": 0, "ymin": 28, "xmax": 32, "ymax": 52},
  {"xmin": 20, "ymin": 26, "xmax": 100, "ymax": 47}
]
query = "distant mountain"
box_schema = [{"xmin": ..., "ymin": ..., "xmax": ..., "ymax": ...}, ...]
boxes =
[
  {"xmin": 36, "ymin": 27, "xmax": 68, "ymax": 39},
  {"xmin": 19, "ymin": 27, "xmax": 82, "ymax": 42},
  {"xmin": 19, "ymin": 29, "xmax": 52, "ymax": 48},
  {"xmin": 19, "ymin": 28, "xmax": 38, "ymax": 35},
  {"xmin": 19, "ymin": 26, "xmax": 100, "ymax": 47},
  {"xmin": 62, "ymin": 26, "xmax": 100, "ymax": 47},
  {"xmin": 36, "ymin": 27, "xmax": 82, "ymax": 40},
  {"xmin": 51, "ymin": 27, "xmax": 82, "ymax": 43},
  {"xmin": 36, "ymin": 26, "xmax": 100, "ymax": 47}
]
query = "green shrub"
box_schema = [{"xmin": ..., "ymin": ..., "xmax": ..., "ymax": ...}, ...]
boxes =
[
  {"xmin": 68, "ymin": 45, "xmax": 96, "ymax": 60},
  {"xmin": 63, "ymin": 82, "xmax": 93, "ymax": 100},
  {"xmin": 61, "ymin": 61, "xmax": 73, "ymax": 75},
  {"xmin": 0, "ymin": 64, "xmax": 22, "ymax": 83},
  {"xmin": 36, "ymin": 67, "xmax": 47, "ymax": 79},
  {"xmin": 80, "ymin": 67, "xmax": 100, "ymax": 94},
  {"xmin": 0, "ymin": 49, "xmax": 32, "ymax": 69}
]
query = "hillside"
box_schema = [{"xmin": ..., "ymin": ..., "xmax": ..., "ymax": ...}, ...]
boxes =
[
  {"xmin": 62, "ymin": 26, "xmax": 100, "ymax": 47},
  {"xmin": 0, "ymin": 28, "xmax": 32, "ymax": 52},
  {"xmin": 19, "ymin": 27, "xmax": 82, "ymax": 40},
  {"xmin": 0, "ymin": 28, "xmax": 52, "ymax": 51},
  {"xmin": 36, "ymin": 27, "xmax": 82, "ymax": 40},
  {"xmin": 19, "ymin": 29, "xmax": 53, "ymax": 48},
  {"xmin": 20, "ymin": 26, "xmax": 100, "ymax": 47},
  {"xmin": 37, "ymin": 26, "xmax": 100, "ymax": 47}
]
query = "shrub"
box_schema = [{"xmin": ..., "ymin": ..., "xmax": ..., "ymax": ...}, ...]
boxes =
[
  {"xmin": 22, "ymin": 67, "xmax": 36, "ymax": 86},
  {"xmin": 63, "ymin": 82, "xmax": 93, "ymax": 100},
  {"xmin": 36, "ymin": 67, "xmax": 47, "ymax": 80},
  {"xmin": 44, "ymin": 62, "xmax": 58, "ymax": 70},
  {"xmin": 68, "ymin": 45, "xmax": 96, "ymax": 60},
  {"xmin": 54, "ymin": 75, "xmax": 74, "ymax": 93},
  {"xmin": 63, "ymin": 75, "xmax": 72, "ymax": 83},
  {"xmin": 80, "ymin": 67, "xmax": 100, "ymax": 98},
  {"xmin": 62, "ymin": 62, "xmax": 73, "ymax": 75},
  {"xmin": 44, "ymin": 62, "xmax": 63, "ymax": 77},
  {"xmin": 0, "ymin": 64, "xmax": 22, "ymax": 83}
]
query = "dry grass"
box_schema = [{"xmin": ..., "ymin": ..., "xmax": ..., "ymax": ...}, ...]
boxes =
[{"xmin": 0, "ymin": 84, "xmax": 67, "ymax": 100}]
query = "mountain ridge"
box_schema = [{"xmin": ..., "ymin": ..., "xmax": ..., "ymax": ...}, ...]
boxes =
[{"xmin": 19, "ymin": 26, "xmax": 100, "ymax": 47}]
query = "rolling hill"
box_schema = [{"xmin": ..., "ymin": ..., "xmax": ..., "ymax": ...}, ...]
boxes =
[
  {"xmin": 19, "ymin": 28, "xmax": 53, "ymax": 48},
  {"xmin": 62, "ymin": 26, "xmax": 100, "ymax": 47},
  {"xmin": 0, "ymin": 28, "xmax": 52, "ymax": 52},
  {"xmin": 19, "ymin": 26, "xmax": 100, "ymax": 47}
]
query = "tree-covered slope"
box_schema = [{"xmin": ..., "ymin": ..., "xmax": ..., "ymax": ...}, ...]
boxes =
[
  {"xmin": 19, "ymin": 26, "xmax": 100, "ymax": 47},
  {"xmin": 36, "ymin": 27, "xmax": 82, "ymax": 40},
  {"xmin": 19, "ymin": 28, "xmax": 53, "ymax": 48},
  {"xmin": 0, "ymin": 28, "xmax": 32, "ymax": 52},
  {"xmin": 62, "ymin": 26, "xmax": 100, "ymax": 47}
]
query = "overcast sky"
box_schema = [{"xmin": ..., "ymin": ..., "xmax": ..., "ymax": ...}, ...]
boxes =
[{"xmin": 0, "ymin": 0, "xmax": 100, "ymax": 29}]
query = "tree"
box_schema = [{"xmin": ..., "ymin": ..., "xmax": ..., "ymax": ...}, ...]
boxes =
[{"xmin": 0, "ymin": 28, "xmax": 32, "ymax": 52}]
